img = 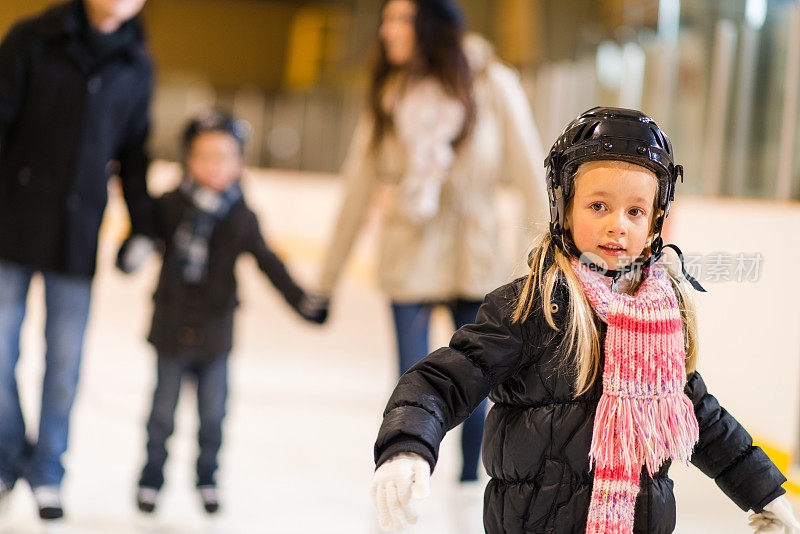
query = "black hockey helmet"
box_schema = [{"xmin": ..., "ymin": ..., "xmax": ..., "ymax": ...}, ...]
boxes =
[
  {"xmin": 544, "ymin": 107, "xmax": 704, "ymax": 291},
  {"xmin": 182, "ymin": 110, "xmax": 251, "ymax": 155},
  {"xmin": 545, "ymin": 107, "xmax": 683, "ymax": 244}
]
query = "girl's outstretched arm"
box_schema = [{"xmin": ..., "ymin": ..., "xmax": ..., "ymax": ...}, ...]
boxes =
[
  {"xmin": 685, "ymin": 371, "xmax": 787, "ymax": 513},
  {"xmin": 374, "ymin": 281, "xmax": 529, "ymax": 473}
]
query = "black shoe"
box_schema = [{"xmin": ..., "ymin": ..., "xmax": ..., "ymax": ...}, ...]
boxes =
[
  {"xmin": 198, "ymin": 485, "xmax": 219, "ymax": 514},
  {"xmin": 38, "ymin": 506, "xmax": 63, "ymax": 521},
  {"xmin": 137, "ymin": 487, "xmax": 158, "ymax": 513},
  {"xmin": 33, "ymin": 486, "xmax": 63, "ymax": 521}
]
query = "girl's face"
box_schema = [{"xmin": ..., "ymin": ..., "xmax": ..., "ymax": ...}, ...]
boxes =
[
  {"xmin": 567, "ymin": 160, "xmax": 658, "ymax": 271},
  {"xmin": 380, "ymin": 0, "xmax": 418, "ymax": 67},
  {"xmin": 186, "ymin": 131, "xmax": 242, "ymax": 192}
]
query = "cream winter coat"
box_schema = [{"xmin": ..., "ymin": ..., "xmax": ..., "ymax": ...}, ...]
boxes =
[{"xmin": 320, "ymin": 36, "xmax": 549, "ymax": 303}]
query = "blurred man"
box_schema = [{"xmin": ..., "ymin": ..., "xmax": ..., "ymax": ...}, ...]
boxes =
[{"xmin": 0, "ymin": 0, "xmax": 153, "ymax": 520}]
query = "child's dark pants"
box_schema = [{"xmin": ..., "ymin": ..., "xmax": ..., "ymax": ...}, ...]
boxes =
[{"xmin": 139, "ymin": 352, "xmax": 228, "ymax": 489}]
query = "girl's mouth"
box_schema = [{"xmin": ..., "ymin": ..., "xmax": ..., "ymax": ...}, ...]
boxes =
[{"xmin": 599, "ymin": 244, "xmax": 625, "ymax": 256}]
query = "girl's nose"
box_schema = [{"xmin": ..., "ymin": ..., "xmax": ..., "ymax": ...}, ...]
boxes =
[{"xmin": 606, "ymin": 211, "xmax": 627, "ymax": 236}]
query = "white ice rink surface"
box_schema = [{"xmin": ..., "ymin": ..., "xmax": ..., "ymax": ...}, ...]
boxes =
[{"xmin": 1, "ymin": 165, "xmax": 797, "ymax": 533}]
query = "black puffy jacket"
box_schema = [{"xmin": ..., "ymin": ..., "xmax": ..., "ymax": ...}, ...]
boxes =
[{"xmin": 374, "ymin": 275, "xmax": 786, "ymax": 533}]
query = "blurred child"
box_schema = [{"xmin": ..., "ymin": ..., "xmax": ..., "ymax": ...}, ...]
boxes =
[
  {"xmin": 369, "ymin": 107, "xmax": 798, "ymax": 533},
  {"xmin": 118, "ymin": 111, "xmax": 328, "ymax": 514}
]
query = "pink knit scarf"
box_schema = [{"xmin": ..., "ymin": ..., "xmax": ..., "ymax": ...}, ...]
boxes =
[{"xmin": 569, "ymin": 258, "xmax": 699, "ymax": 534}]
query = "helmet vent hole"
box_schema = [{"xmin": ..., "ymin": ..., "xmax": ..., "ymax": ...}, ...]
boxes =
[
  {"xmin": 650, "ymin": 127, "xmax": 663, "ymax": 148},
  {"xmin": 582, "ymin": 122, "xmax": 599, "ymax": 140},
  {"xmin": 661, "ymin": 132, "xmax": 671, "ymax": 154},
  {"xmin": 572, "ymin": 124, "xmax": 588, "ymax": 144}
]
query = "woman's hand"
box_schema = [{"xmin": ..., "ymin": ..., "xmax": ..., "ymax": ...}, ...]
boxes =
[
  {"xmin": 370, "ymin": 452, "xmax": 431, "ymax": 532},
  {"xmin": 748, "ymin": 495, "xmax": 800, "ymax": 533}
]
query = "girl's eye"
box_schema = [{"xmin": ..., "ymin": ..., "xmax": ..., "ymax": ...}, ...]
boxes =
[
  {"xmin": 629, "ymin": 208, "xmax": 645, "ymax": 217},
  {"xmin": 590, "ymin": 202, "xmax": 605, "ymax": 211}
]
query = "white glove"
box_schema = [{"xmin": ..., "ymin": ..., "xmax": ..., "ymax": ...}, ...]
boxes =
[
  {"xmin": 748, "ymin": 496, "xmax": 800, "ymax": 533},
  {"xmin": 370, "ymin": 452, "xmax": 431, "ymax": 532}
]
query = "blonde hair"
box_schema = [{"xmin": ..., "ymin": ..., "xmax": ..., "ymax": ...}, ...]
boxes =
[{"xmin": 512, "ymin": 231, "xmax": 699, "ymax": 397}]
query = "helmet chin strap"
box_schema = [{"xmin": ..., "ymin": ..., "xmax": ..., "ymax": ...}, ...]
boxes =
[{"xmin": 556, "ymin": 230, "xmax": 707, "ymax": 292}]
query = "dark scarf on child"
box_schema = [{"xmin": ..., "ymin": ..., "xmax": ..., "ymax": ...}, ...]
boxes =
[{"xmin": 174, "ymin": 179, "xmax": 243, "ymax": 284}]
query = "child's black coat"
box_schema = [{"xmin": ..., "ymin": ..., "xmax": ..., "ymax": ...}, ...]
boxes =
[
  {"xmin": 374, "ymin": 273, "xmax": 786, "ymax": 533},
  {"xmin": 147, "ymin": 188, "xmax": 306, "ymax": 360}
]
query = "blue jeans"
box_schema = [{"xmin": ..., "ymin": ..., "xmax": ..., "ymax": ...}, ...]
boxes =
[
  {"xmin": 139, "ymin": 353, "xmax": 228, "ymax": 489},
  {"xmin": 0, "ymin": 260, "xmax": 92, "ymax": 489},
  {"xmin": 391, "ymin": 299, "xmax": 487, "ymax": 482}
]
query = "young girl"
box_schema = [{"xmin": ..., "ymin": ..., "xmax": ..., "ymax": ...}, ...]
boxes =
[
  {"xmin": 369, "ymin": 107, "xmax": 799, "ymax": 533},
  {"xmin": 118, "ymin": 111, "xmax": 328, "ymax": 514}
]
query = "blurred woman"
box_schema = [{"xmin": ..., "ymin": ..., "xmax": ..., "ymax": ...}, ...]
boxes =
[{"xmin": 319, "ymin": 0, "xmax": 548, "ymax": 484}]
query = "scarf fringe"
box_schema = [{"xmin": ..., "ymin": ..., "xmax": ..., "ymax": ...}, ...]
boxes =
[{"xmin": 589, "ymin": 392, "xmax": 699, "ymax": 476}]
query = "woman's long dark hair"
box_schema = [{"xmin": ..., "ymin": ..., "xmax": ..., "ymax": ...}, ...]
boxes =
[{"xmin": 369, "ymin": 0, "xmax": 476, "ymax": 149}]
